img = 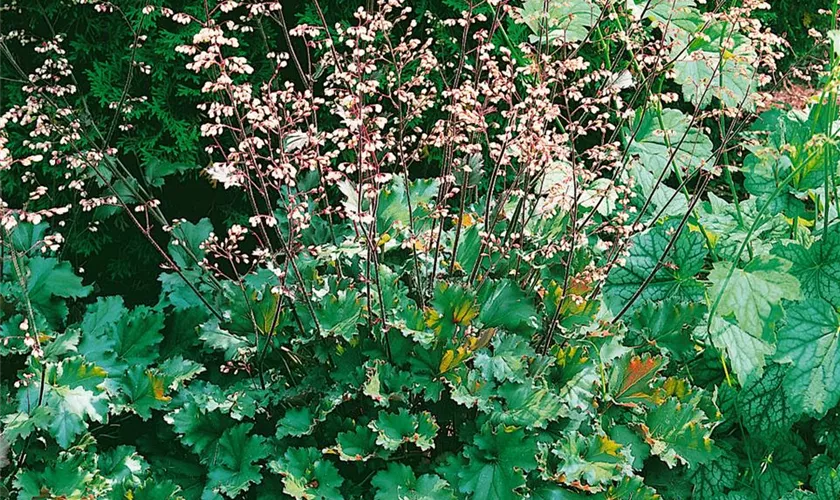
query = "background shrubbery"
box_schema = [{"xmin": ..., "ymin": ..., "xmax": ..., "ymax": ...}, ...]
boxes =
[{"xmin": 1, "ymin": 0, "xmax": 840, "ymax": 499}]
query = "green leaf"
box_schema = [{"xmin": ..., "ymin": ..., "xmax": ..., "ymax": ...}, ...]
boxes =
[
  {"xmin": 276, "ymin": 407, "xmax": 317, "ymax": 439},
  {"xmin": 206, "ymin": 424, "xmax": 269, "ymax": 497},
  {"xmin": 628, "ymin": 158, "xmax": 690, "ymax": 219},
  {"xmin": 167, "ymin": 402, "xmax": 231, "ymax": 456},
  {"xmin": 601, "ymin": 476, "xmax": 661, "ymax": 499},
  {"xmin": 642, "ymin": 397, "xmax": 716, "ymax": 467},
  {"xmin": 709, "ymin": 315, "xmax": 774, "ymax": 386},
  {"xmin": 813, "ymin": 467, "xmax": 840, "ymax": 499},
  {"xmin": 687, "ymin": 450, "xmax": 739, "ymax": 499},
  {"xmin": 158, "ymin": 355, "xmax": 205, "ymax": 389},
  {"xmin": 376, "ymin": 176, "xmax": 439, "ymax": 234},
  {"xmin": 737, "ymin": 364, "xmax": 798, "ymax": 436},
  {"xmin": 144, "ymin": 159, "xmax": 195, "ymax": 187},
  {"xmin": 26, "ymin": 256, "xmax": 92, "ymax": 301},
  {"xmin": 780, "ymin": 467, "xmax": 840, "ymax": 500},
  {"xmin": 628, "ymin": 0, "xmax": 704, "ymax": 34},
  {"xmin": 14, "ymin": 456, "xmax": 91, "ymax": 500},
  {"xmin": 199, "ymin": 318, "xmax": 251, "ymax": 360},
  {"xmin": 477, "ymin": 279, "xmax": 537, "ymax": 332},
  {"xmin": 814, "ymin": 411, "xmax": 840, "ymax": 453},
  {"xmin": 624, "ymin": 107, "xmax": 714, "ymax": 179},
  {"xmin": 448, "ymin": 369, "xmax": 496, "ymax": 412},
  {"xmin": 27, "ymin": 361, "xmax": 109, "ymax": 449},
  {"xmin": 519, "ymin": 0, "xmax": 601, "ymax": 44},
  {"xmin": 604, "ymin": 221, "xmax": 707, "ymax": 315},
  {"xmin": 610, "ymin": 425, "xmax": 650, "ymax": 470},
  {"xmin": 628, "ymin": 299, "xmax": 704, "ymax": 361},
  {"xmin": 457, "ymin": 426, "xmax": 538, "ymax": 500},
  {"xmin": 554, "ymin": 345, "xmax": 599, "ymax": 420},
  {"xmin": 159, "ymin": 271, "xmax": 214, "ymax": 312},
  {"xmin": 427, "ymin": 284, "xmax": 478, "ymax": 339},
  {"xmin": 362, "ymin": 361, "xmax": 412, "ymax": 407},
  {"xmin": 372, "ymin": 463, "xmax": 455, "ymax": 500},
  {"xmin": 534, "ymin": 475, "xmax": 660, "ymax": 499},
  {"xmin": 79, "ymin": 305, "xmax": 165, "ymax": 372},
  {"xmin": 269, "ymin": 447, "xmax": 344, "ymax": 500},
  {"xmin": 776, "ymin": 299, "xmax": 840, "ymax": 416},
  {"xmin": 55, "ymin": 358, "xmax": 108, "ymax": 391},
  {"xmin": 473, "ymin": 332, "xmax": 535, "ymax": 384},
  {"xmin": 773, "ymin": 228, "xmax": 840, "ymax": 308},
  {"xmin": 48, "ymin": 398, "xmax": 92, "ymax": 449},
  {"xmin": 369, "ymin": 409, "xmax": 438, "ymax": 451},
  {"xmin": 112, "ymin": 366, "xmax": 172, "ymax": 420},
  {"xmin": 672, "ymin": 24, "xmax": 758, "ymax": 110},
  {"xmin": 698, "ymin": 194, "xmax": 790, "ymax": 261},
  {"xmin": 98, "ymin": 445, "xmax": 149, "ymax": 485},
  {"xmin": 492, "ymin": 382, "xmax": 565, "ymax": 430},
  {"xmin": 550, "ymin": 433, "xmax": 631, "ymax": 488},
  {"xmin": 41, "ymin": 329, "xmax": 81, "ymax": 361},
  {"xmin": 7, "ymin": 222, "xmax": 48, "ymax": 252},
  {"xmin": 326, "ymin": 426, "xmax": 378, "ymax": 462},
  {"xmin": 709, "ymin": 255, "xmax": 802, "ymax": 339},
  {"xmin": 315, "ymin": 279, "xmax": 363, "ymax": 341},
  {"xmin": 751, "ymin": 435, "xmax": 806, "ymax": 499},
  {"xmin": 168, "ymin": 218, "xmax": 213, "ymax": 270},
  {"xmin": 741, "ymin": 152, "xmax": 787, "ymax": 197},
  {"xmin": 10, "ymin": 257, "xmax": 91, "ymax": 325},
  {"xmin": 80, "ymin": 296, "xmax": 126, "ymax": 338},
  {"xmin": 127, "ymin": 480, "xmax": 183, "ymax": 500}
]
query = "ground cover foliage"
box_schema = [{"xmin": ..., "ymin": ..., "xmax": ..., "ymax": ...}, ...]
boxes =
[{"xmin": 1, "ymin": 0, "xmax": 840, "ymax": 498}]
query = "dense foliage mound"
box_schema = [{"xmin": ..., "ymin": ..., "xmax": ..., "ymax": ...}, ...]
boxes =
[{"xmin": 1, "ymin": 0, "xmax": 840, "ymax": 498}]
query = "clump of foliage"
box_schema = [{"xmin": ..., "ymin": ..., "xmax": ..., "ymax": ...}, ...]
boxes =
[{"xmin": 1, "ymin": 0, "xmax": 840, "ymax": 499}]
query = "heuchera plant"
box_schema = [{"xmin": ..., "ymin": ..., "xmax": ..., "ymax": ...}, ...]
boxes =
[{"xmin": 2, "ymin": 0, "xmax": 840, "ymax": 499}]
